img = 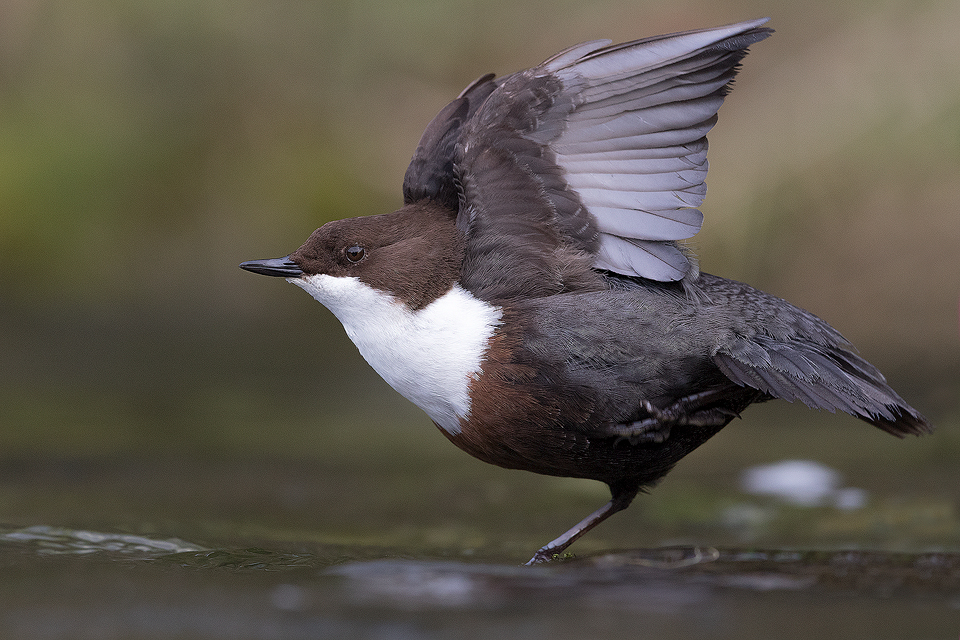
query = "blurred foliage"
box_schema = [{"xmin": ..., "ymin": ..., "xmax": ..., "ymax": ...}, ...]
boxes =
[{"xmin": 0, "ymin": 0, "xmax": 957, "ymax": 462}]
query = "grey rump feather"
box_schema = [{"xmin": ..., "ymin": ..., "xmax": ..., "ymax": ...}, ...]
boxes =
[{"xmin": 517, "ymin": 274, "xmax": 929, "ymax": 439}]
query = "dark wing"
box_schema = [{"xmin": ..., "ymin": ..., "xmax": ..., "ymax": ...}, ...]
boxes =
[
  {"xmin": 402, "ymin": 74, "xmax": 500, "ymax": 209},
  {"xmin": 454, "ymin": 19, "xmax": 772, "ymax": 298}
]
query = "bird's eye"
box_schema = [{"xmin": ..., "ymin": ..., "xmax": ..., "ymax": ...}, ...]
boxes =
[{"xmin": 345, "ymin": 245, "xmax": 365, "ymax": 263}]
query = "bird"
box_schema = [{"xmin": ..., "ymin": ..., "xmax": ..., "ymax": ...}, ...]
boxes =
[{"xmin": 240, "ymin": 18, "xmax": 932, "ymax": 564}]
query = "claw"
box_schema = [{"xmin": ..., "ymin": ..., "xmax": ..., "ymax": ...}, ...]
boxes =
[{"xmin": 604, "ymin": 388, "xmax": 761, "ymax": 443}]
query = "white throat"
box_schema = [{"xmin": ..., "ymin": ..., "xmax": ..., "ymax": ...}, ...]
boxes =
[{"xmin": 291, "ymin": 274, "xmax": 502, "ymax": 435}]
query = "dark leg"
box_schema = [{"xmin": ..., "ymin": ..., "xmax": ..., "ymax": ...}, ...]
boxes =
[
  {"xmin": 526, "ymin": 482, "xmax": 640, "ymax": 565},
  {"xmin": 604, "ymin": 387, "xmax": 762, "ymax": 444}
]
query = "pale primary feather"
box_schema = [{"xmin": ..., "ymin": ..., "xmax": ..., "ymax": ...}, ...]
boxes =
[{"xmin": 518, "ymin": 19, "xmax": 771, "ymax": 280}]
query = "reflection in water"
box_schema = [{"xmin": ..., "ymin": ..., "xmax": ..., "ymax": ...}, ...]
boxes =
[
  {"xmin": 4, "ymin": 524, "xmax": 957, "ymax": 598},
  {"xmin": 1, "ymin": 528, "xmax": 959, "ymax": 639}
]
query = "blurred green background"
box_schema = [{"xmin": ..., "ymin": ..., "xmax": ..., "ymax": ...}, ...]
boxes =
[{"xmin": 0, "ymin": 0, "xmax": 957, "ymax": 554}]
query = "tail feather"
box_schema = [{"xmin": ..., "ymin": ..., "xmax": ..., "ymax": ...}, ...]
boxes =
[{"xmin": 714, "ymin": 334, "xmax": 932, "ymax": 438}]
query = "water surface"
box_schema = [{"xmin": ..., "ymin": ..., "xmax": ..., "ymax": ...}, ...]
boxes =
[{"xmin": 2, "ymin": 451, "xmax": 958, "ymax": 639}]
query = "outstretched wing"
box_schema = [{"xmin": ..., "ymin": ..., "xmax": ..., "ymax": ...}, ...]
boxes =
[{"xmin": 453, "ymin": 19, "xmax": 772, "ymax": 298}]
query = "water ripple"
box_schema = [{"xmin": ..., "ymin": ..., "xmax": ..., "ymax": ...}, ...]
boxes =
[{"xmin": 0, "ymin": 525, "xmax": 206, "ymax": 556}]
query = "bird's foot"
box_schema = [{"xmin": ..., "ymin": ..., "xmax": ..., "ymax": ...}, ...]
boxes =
[
  {"xmin": 525, "ymin": 548, "xmax": 566, "ymax": 565},
  {"xmin": 608, "ymin": 392, "xmax": 744, "ymax": 445},
  {"xmin": 612, "ymin": 405, "xmax": 674, "ymax": 444}
]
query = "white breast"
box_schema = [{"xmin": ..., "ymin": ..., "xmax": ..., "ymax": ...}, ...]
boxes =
[{"xmin": 291, "ymin": 274, "xmax": 503, "ymax": 435}]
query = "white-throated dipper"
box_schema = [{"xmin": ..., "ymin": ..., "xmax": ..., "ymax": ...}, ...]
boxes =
[{"xmin": 241, "ymin": 19, "xmax": 932, "ymax": 564}]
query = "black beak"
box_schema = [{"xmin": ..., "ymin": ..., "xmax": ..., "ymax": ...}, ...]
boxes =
[{"xmin": 239, "ymin": 256, "xmax": 304, "ymax": 278}]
